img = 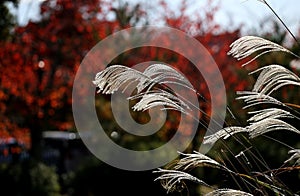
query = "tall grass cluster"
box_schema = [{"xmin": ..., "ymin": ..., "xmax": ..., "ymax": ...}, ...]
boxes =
[{"xmin": 93, "ymin": 0, "xmax": 300, "ymax": 195}]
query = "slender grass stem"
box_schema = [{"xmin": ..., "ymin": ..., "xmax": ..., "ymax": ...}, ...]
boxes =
[{"xmin": 262, "ymin": 0, "xmax": 300, "ymax": 46}]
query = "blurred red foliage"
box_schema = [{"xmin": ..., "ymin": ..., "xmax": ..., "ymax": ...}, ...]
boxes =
[{"xmin": 0, "ymin": 0, "xmax": 249, "ymax": 152}]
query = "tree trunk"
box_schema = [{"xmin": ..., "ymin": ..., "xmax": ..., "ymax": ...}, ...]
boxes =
[{"xmin": 29, "ymin": 115, "xmax": 42, "ymax": 161}]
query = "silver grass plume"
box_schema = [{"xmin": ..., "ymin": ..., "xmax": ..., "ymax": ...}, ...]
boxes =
[
  {"xmin": 236, "ymin": 91, "xmax": 285, "ymax": 109},
  {"xmin": 141, "ymin": 63, "xmax": 195, "ymax": 92},
  {"xmin": 284, "ymin": 149, "xmax": 300, "ymax": 165},
  {"xmin": 93, "ymin": 65, "xmax": 148, "ymax": 94},
  {"xmin": 204, "ymin": 188, "xmax": 253, "ymax": 196},
  {"xmin": 227, "ymin": 36, "xmax": 299, "ymax": 66},
  {"xmin": 153, "ymin": 168, "xmax": 209, "ymax": 194},
  {"xmin": 248, "ymin": 118, "xmax": 300, "ymax": 138},
  {"xmin": 93, "ymin": 64, "xmax": 194, "ymax": 94},
  {"xmin": 94, "ymin": 64, "xmax": 195, "ymax": 114},
  {"xmin": 247, "ymin": 108, "xmax": 295, "ymax": 123},
  {"xmin": 203, "ymin": 126, "xmax": 247, "ymax": 146},
  {"xmin": 129, "ymin": 89, "xmax": 190, "ymax": 113},
  {"xmin": 250, "ymin": 64, "xmax": 300, "ymax": 95},
  {"xmin": 173, "ymin": 151, "xmax": 232, "ymax": 172}
]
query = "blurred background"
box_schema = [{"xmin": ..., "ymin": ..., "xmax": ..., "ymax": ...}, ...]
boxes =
[{"xmin": 0, "ymin": 0, "xmax": 299, "ymax": 195}]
